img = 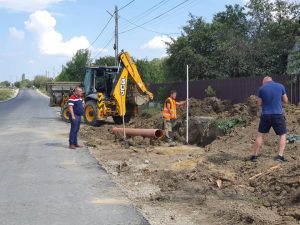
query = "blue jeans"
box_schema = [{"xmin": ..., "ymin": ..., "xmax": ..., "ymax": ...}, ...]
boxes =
[{"xmin": 69, "ymin": 115, "xmax": 81, "ymax": 145}]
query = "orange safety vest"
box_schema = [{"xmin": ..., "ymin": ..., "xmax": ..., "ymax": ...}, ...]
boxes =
[{"xmin": 163, "ymin": 97, "xmax": 177, "ymax": 120}]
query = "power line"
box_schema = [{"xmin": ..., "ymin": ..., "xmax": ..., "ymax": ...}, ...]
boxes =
[
  {"xmin": 119, "ymin": 0, "xmax": 135, "ymax": 11},
  {"xmin": 119, "ymin": 0, "xmax": 170, "ymax": 30},
  {"xmin": 88, "ymin": 0, "xmax": 135, "ymax": 50},
  {"xmin": 119, "ymin": 14, "xmax": 180, "ymax": 36},
  {"xmin": 136, "ymin": 0, "xmax": 190, "ymax": 27},
  {"xmin": 142, "ymin": 0, "xmax": 199, "ymax": 28},
  {"xmin": 129, "ymin": 0, "xmax": 170, "ymax": 22},
  {"xmin": 119, "ymin": 0, "xmax": 190, "ymax": 35},
  {"xmin": 88, "ymin": 15, "xmax": 114, "ymax": 49},
  {"xmin": 92, "ymin": 34, "xmax": 114, "ymax": 61}
]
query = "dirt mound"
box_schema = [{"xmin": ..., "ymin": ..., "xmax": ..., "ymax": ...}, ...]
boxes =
[
  {"xmin": 177, "ymin": 97, "xmax": 232, "ymax": 119},
  {"xmin": 128, "ymin": 97, "xmax": 258, "ymax": 147}
]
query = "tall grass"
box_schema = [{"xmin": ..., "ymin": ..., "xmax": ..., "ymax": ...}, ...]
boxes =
[{"xmin": 0, "ymin": 89, "xmax": 15, "ymax": 101}]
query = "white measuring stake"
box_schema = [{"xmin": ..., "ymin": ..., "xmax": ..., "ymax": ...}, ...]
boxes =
[{"xmin": 186, "ymin": 65, "xmax": 189, "ymax": 144}]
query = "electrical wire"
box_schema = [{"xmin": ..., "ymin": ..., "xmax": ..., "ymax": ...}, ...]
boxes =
[
  {"xmin": 119, "ymin": 0, "xmax": 135, "ymax": 11},
  {"xmin": 87, "ymin": 0, "xmax": 135, "ymax": 50},
  {"xmin": 119, "ymin": 0, "xmax": 190, "ymax": 35},
  {"xmin": 87, "ymin": 15, "xmax": 114, "ymax": 49},
  {"xmin": 143, "ymin": 0, "xmax": 199, "ymax": 27},
  {"xmin": 119, "ymin": 0, "xmax": 172, "ymax": 31},
  {"xmin": 119, "ymin": 14, "xmax": 180, "ymax": 36},
  {"xmin": 92, "ymin": 34, "xmax": 114, "ymax": 61},
  {"xmin": 129, "ymin": 0, "xmax": 170, "ymax": 23}
]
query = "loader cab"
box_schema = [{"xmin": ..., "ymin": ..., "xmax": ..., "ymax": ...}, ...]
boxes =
[{"xmin": 83, "ymin": 66, "xmax": 120, "ymax": 97}]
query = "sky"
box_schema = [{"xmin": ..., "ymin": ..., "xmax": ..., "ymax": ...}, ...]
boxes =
[{"xmin": 0, "ymin": 0, "xmax": 250, "ymax": 82}]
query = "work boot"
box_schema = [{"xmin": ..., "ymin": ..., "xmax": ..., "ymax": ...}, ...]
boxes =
[
  {"xmin": 274, "ymin": 155, "xmax": 287, "ymax": 162},
  {"xmin": 250, "ymin": 155, "xmax": 258, "ymax": 162},
  {"xmin": 69, "ymin": 144, "xmax": 76, "ymax": 149},
  {"xmin": 75, "ymin": 144, "xmax": 82, "ymax": 148}
]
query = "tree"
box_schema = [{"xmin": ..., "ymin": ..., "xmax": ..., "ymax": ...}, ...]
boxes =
[
  {"xmin": 167, "ymin": 5, "xmax": 251, "ymax": 80},
  {"xmin": 246, "ymin": 0, "xmax": 300, "ymax": 75},
  {"xmin": 287, "ymin": 36, "xmax": 300, "ymax": 74},
  {"xmin": 33, "ymin": 75, "xmax": 53, "ymax": 89},
  {"xmin": 56, "ymin": 49, "xmax": 91, "ymax": 82},
  {"xmin": 19, "ymin": 79, "xmax": 32, "ymax": 88},
  {"xmin": 14, "ymin": 81, "xmax": 20, "ymax": 88},
  {"xmin": 0, "ymin": 81, "xmax": 11, "ymax": 87},
  {"xmin": 166, "ymin": 1, "xmax": 300, "ymax": 80},
  {"xmin": 136, "ymin": 58, "xmax": 168, "ymax": 83},
  {"xmin": 94, "ymin": 56, "xmax": 115, "ymax": 66}
]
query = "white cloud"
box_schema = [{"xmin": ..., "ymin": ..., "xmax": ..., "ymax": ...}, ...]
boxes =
[
  {"xmin": 9, "ymin": 27, "xmax": 25, "ymax": 41},
  {"xmin": 28, "ymin": 60, "xmax": 35, "ymax": 64},
  {"xmin": 25, "ymin": 10, "xmax": 90, "ymax": 57},
  {"xmin": 0, "ymin": 0, "xmax": 63, "ymax": 12},
  {"xmin": 141, "ymin": 35, "xmax": 173, "ymax": 50}
]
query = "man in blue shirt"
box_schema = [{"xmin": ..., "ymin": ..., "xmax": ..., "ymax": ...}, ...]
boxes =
[
  {"xmin": 251, "ymin": 76, "xmax": 289, "ymax": 162},
  {"xmin": 68, "ymin": 87, "xmax": 85, "ymax": 149}
]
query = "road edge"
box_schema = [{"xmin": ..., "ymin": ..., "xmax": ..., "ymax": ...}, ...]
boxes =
[
  {"xmin": 36, "ymin": 89, "xmax": 50, "ymax": 98},
  {"xmin": 85, "ymin": 145, "xmax": 152, "ymax": 225},
  {"xmin": 0, "ymin": 89, "xmax": 20, "ymax": 103}
]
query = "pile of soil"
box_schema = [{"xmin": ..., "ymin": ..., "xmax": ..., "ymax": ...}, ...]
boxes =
[
  {"xmin": 129, "ymin": 96, "xmax": 259, "ymax": 146},
  {"xmin": 79, "ymin": 99, "xmax": 300, "ymax": 225}
]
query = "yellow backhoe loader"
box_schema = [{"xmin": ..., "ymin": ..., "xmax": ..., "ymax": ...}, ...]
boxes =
[{"xmin": 47, "ymin": 51, "xmax": 154, "ymax": 126}]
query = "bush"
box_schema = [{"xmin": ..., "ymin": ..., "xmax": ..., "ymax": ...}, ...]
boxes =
[
  {"xmin": 0, "ymin": 81, "xmax": 11, "ymax": 88},
  {"xmin": 157, "ymin": 87, "xmax": 169, "ymax": 103},
  {"xmin": 33, "ymin": 75, "xmax": 53, "ymax": 89},
  {"xmin": 205, "ymin": 85, "xmax": 216, "ymax": 97},
  {"xmin": 216, "ymin": 117, "xmax": 243, "ymax": 134}
]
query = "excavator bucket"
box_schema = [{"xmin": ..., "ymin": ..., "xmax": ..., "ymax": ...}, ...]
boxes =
[{"xmin": 134, "ymin": 93, "xmax": 151, "ymax": 106}]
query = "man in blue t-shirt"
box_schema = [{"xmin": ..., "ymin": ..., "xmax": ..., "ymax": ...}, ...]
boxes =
[
  {"xmin": 251, "ymin": 76, "xmax": 289, "ymax": 162},
  {"xmin": 68, "ymin": 87, "xmax": 85, "ymax": 149}
]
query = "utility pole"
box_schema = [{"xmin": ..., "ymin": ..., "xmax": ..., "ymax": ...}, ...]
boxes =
[
  {"xmin": 106, "ymin": 5, "xmax": 119, "ymax": 66},
  {"xmin": 114, "ymin": 5, "xmax": 119, "ymax": 66}
]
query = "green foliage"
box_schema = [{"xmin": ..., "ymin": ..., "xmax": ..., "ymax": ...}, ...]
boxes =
[
  {"xmin": 94, "ymin": 56, "xmax": 115, "ymax": 66},
  {"xmin": 0, "ymin": 81, "xmax": 11, "ymax": 87},
  {"xmin": 18, "ymin": 79, "xmax": 33, "ymax": 88},
  {"xmin": 0, "ymin": 89, "xmax": 14, "ymax": 101},
  {"xmin": 33, "ymin": 75, "xmax": 53, "ymax": 89},
  {"xmin": 14, "ymin": 81, "xmax": 20, "ymax": 88},
  {"xmin": 216, "ymin": 117, "xmax": 243, "ymax": 134},
  {"xmin": 56, "ymin": 49, "xmax": 91, "ymax": 82},
  {"xmin": 287, "ymin": 37, "xmax": 300, "ymax": 75},
  {"xmin": 166, "ymin": 1, "xmax": 300, "ymax": 80},
  {"xmin": 136, "ymin": 58, "xmax": 167, "ymax": 83},
  {"xmin": 205, "ymin": 85, "xmax": 216, "ymax": 97},
  {"xmin": 157, "ymin": 87, "xmax": 169, "ymax": 103}
]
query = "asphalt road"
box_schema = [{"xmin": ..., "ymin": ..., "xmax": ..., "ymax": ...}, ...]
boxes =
[{"xmin": 0, "ymin": 89, "xmax": 149, "ymax": 225}]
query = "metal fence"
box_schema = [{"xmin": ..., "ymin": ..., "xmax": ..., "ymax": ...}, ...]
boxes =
[{"xmin": 148, "ymin": 74, "xmax": 300, "ymax": 104}]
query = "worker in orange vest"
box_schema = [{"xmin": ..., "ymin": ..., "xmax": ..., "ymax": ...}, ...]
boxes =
[{"xmin": 163, "ymin": 90, "xmax": 186, "ymax": 142}]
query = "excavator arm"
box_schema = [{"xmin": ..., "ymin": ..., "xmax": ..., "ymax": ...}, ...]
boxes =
[{"xmin": 112, "ymin": 51, "xmax": 154, "ymax": 116}]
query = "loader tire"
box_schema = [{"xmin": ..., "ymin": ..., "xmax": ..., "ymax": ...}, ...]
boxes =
[
  {"xmin": 84, "ymin": 101, "xmax": 102, "ymax": 127},
  {"xmin": 112, "ymin": 115, "xmax": 131, "ymax": 124},
  {"xmin": 61, "ymin": 105, "xmax": 70, "ymax": 123}
]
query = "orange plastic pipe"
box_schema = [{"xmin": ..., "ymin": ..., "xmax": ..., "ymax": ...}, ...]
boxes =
[{"xmin": 112, "ymin": 127, "xmax": 164, "ymax": 138}]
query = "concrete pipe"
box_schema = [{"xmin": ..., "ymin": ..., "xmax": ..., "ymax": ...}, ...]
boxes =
[{"xmin": 112, "ymin": 127, "xmax": 164, "ymax": 138}]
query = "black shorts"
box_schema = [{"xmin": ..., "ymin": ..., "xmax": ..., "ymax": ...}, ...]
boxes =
[{"xmin": 258, "ymin": 114, "xmax": 287, "ymax": 135}]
